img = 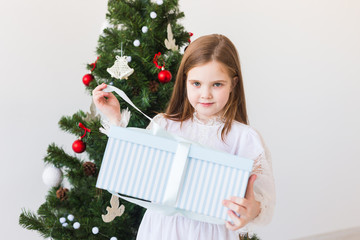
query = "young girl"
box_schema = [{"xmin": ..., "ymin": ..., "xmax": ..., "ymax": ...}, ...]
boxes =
[{"xmin": 93, "ymin": 34, "xmax": 275, "ymax": 239}]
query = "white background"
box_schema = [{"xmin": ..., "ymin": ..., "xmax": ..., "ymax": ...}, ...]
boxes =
[{"xmin": 1, "ymin": 0, "xmax": 359, "ymax": 239}]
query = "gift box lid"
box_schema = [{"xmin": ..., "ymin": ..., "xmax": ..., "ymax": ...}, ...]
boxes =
[{"xmin": 107, "ymin": 126, "xmax": 254, "ymax": 171}]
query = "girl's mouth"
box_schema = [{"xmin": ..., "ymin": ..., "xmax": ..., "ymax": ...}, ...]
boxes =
[{"xmin": 199, "ymin": 103, "xmax": 214, "ymax": 107}]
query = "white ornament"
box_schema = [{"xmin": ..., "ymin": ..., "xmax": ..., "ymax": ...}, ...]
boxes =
[
  {"xmin": 59, "ymin": 217, "xmax": 66, "ymax": 224},
  {"xmin": 133, "ymin": 39, "xmax": 140, "ymax": 47},
  {"xmin": 107, "ymin": 55, "xmax": 134, "ymax": 80},
  {"xmin": 92, "ymin": 227, "xmax": 99, "ymax": 234},
  {"xmin": 164, "ymin": 23, "xmax": 179, "ymax": 51},
  {"xmin": 62, "ymin": 223, "xmax": 68, "ymax": 227},
  {"xmin": 141, "ymin": 26, "xmax": 148, "ymax": 33},
  {"xmin": 126, "ymin": 56, "xmax": 132, "ymax": 62},
  {"xmin": 42, "ymin": 165, "xmax": 63, "ymax": 187},
  {"xmin": 110, "ymin": 237, "xmax": 118, "ymax": 240},
  {"xmin": 100, "ymin": 20, "xmax": 113, "ymax": 34},
  {"xmin": 150, "ymin": 12, "xmax": 157, "ymax": 19},
  {"xmin": 156, "ymin": 0, "xmax": 163, "ymax": 5},
  {"xmin": 73, "ymin": 222, "xmax": 80, "ymax": 229},
  {"xmin": 67, "ymin": 214, "xmax": 74, "ymax": 221},
  {"xmin": 84, "ymin": 100, "xmax": 101, "ymax": 122}
]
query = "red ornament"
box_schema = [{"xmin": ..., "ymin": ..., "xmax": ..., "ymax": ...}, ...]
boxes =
[
  {"xmin": 158, "ymin": 69, "xmax": 172, "ymax": 83},
  {"xmin": 90, "ymin": 56, "xmax": 99, "ymax": 71},
  {"xmin": 82, "ymin": 73, "xmax": 94, "ymax": 86},
  {"xmin": 153, "ymin": 52, "xmax": 172, "ymax": 83},
  {"xmin": 72, "ymin": 139, "xmax": 86, "ymax": 153},
  {"xmin": 72, "ymin": 123, "xmax": 91, "ymax": 153},
  {"xmin": 188, "ymin": 32, "xmax": 194, "ymax": 43}
]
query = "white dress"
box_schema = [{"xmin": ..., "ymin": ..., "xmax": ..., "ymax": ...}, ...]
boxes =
[{"xmin": 133, "ymin": 113, "xmax": 276, "ymax": 240}]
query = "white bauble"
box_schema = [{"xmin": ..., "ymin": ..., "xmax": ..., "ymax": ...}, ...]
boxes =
[
  {"xmin": 73, "ymin": 222, "xmax": 80, "ymax": 229},
  {"xmin": 62, "ymin": 223, "xmax": 68, "ymax": 227},
  {"xmin": 100, "ymin": 20, "xmax": 113, "ymax": 34},
  {"xmin": 133, "ymin": 39, "xmax": 140, "ymax": 47},
  {"xmin": 127, "ymin": 56, "xmax": 132, "ymax": 62},
  {"xmin": 156, "ymin": 0, "xmax": 163, "ymax": 5},
  {"xmin": 67, "ymin": 214, "xmax": 74, "ymax": 221},
  {"xmin": 141, "ymin": 26, "xmax": 148, "ymax": 33},
  {"xmin": 92, "ymin": 227, "xmax": 99, "ymax": 234},
  {"xmin": 110, "ymin": 237, "xmax": 118, "ymax": 240},
  {"xmin": 59, "ymin": 217, "xmax": 66, "ymax": 224},
  {"xmin": 42, "ymin": 165, "xmax": 63, "ymax": 187},
  {"xmin": 150, "ymin": 12, "xmax": 157, "ymax": 19}
]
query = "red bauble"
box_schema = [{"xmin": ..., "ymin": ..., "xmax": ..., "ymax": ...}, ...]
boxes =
[
  {"xmin": 72, "ymin": 139, "xmax": 86, "ymax": 153},
  {"xmin": 82, "ymin": 73, "xmax": 94, "ymax": 86},
  {"xmin": 158, "ymin": 70, "xmax": 172, "ymax": 83}
]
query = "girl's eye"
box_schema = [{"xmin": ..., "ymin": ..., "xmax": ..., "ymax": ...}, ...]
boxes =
[
  {"xmin": 193, "ymin": 82, "xmax": 201, "ymax": 87},
  {"xmin": 214, "ymin": 83, "xmax": 222, "ymax": 87}
]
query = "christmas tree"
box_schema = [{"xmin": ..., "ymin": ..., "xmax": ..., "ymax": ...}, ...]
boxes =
[{"xmin": 19, "ymin": 0, "xmax": 190, "ymax": 239}]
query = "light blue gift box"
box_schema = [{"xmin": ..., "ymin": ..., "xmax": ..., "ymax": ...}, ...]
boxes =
[
  {"xmin": 96, "ymin": 126, "xmax": 254, "ymax": 224},
  {"xmin": 95, "ymin": 85, "xmax": 254, "ymax": 224}
]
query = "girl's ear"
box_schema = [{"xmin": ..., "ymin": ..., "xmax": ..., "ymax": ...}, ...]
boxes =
[
  {"xmin": 231, "ymin": 76, "xmax": 239, "ymax": 91},
  {"xmin": 233, "ymin": 76, "xmax": 239, "ymax": 85}
]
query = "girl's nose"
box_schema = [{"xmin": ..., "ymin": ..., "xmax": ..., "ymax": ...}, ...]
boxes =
[{"xmin": 201, "ymin": 87, "xmax": 212, "ymax": 99}]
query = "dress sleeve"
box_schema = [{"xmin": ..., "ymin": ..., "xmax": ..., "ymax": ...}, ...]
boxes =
[
  {"xmin": 239, "ymin": 128, "xmax": 276, "ymax": 235},
  {"xmin": 99, "ymin": 108, "xmax": 131, "ymax": 135},
  {"xmin": 146, "ymin": 113, "xmax": 168, "ymax": 130}
]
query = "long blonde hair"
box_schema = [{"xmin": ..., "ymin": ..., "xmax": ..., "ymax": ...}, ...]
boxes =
[{"xmin": 164, "ymin": 34, "xmax": 248, "ymax": 141}]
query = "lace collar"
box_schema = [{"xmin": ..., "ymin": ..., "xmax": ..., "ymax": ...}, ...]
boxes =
[{"xmin": 192, "ymin": 112, "xmax": 225, "ymax": 126}]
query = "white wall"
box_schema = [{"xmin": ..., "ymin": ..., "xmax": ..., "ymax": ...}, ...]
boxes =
[{"xmin": 1, "ymin": 0, "xmax": 359, "ymax": 239}]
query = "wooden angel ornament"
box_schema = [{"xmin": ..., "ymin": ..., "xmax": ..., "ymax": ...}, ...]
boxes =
[{"xmin": 102, "ymin": 195, "xmax": 125, "ymax": 222}]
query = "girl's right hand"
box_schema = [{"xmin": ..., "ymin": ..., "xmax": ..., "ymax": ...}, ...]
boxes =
[{"xmin": 92, "ymin": 83, "xmax": 121, "ymax": 125}]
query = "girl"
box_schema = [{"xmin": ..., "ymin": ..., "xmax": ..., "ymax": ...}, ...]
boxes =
[{"xmin": 93, "ymin": 34, "xmax": 275, "ymax": 239}]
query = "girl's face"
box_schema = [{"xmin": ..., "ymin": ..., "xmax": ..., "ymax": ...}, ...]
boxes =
[{"xmin": 186, "ymin": 61, "xmax": 233, "ymax": 122}]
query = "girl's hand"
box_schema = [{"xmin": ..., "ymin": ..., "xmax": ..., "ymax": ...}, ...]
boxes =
[
  {"xmin": 92, "ymin": 83, "xmax": 121, "ymax": 125},
  {"xmin": 222, "ymin": 174, "xmax": 261, "ymax": 231}
]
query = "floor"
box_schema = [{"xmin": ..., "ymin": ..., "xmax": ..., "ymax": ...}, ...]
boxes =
[{"xmin": 293, "ymin": 226, "xmax": 360, "ymax": 240}]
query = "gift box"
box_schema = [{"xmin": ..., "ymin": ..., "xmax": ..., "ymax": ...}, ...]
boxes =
[{"xmin": 96, "ymin": 125, "xmax": 254, "ymax": 224}]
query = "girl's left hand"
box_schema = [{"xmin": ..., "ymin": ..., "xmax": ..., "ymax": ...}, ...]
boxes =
[{"xmin": 222, "ymin": 174, "xmax": 261, "ymax": 230}]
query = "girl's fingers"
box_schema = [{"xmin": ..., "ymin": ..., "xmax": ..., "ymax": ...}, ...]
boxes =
[
  {"xmin": 93, "ymin": 93, "xmax": 111, "ymax": 105},
  {"xmin": 94, "ymin": 91, "xmax": 110, "ymax": 99},
  {"xmin": 223, "ymin": 200, "xmax": 247, "ymax": 215},
  {"xmin": 245, "ymin": 174, "xmax": 257, "ymax": 199},
  {"xmin": 93, "ymin": 92, "xmax": 103, "ymax": 101},
  {"xmin": 230, "ymin": 196, "xmax": 248, "ymax": 207},
  {"xmin": 92, "ymin": 83, "xmax": 107, "ymax": 94},
  {"xmin": 225, "ymin": 221, "xmax": 237, "ymax": 231},
  {"xmin": 225, "ymin": 210, "xmax": 246, "ymax": 230}
]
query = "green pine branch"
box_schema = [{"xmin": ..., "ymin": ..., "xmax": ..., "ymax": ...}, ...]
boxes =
[
  {"xmin": 19, "ymin": 209, "xmax": 51, "ymax": 238},
  {"xmin": 58, "ymin": 111, "xmax": 87, "ymax": 136},
  {"xmin": 240, "ymin": 233, "xmax": 261, "ymax": 240},
  {"xmin": 44, "ymin": 144, "xmax": 82, "ymax": 169}
]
